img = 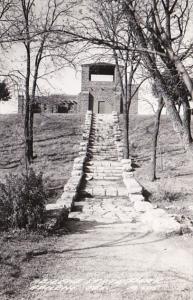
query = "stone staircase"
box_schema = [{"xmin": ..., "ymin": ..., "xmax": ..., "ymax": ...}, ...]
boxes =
[
  {"xmin": 72, "ymin": 113, "xmax": 128, "ymax": 214},
  {"xmin": 89, "ymin": 114, "xmax": 118, "ymax": 161}
]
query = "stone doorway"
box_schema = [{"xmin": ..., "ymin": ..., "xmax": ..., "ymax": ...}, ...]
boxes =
[{"xmin": 98, "ymin": 101, "xmax": 105, "ymax": 113}]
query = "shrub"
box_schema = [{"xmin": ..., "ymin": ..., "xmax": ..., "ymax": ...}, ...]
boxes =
[
  {"xmin": 150, "ymin": 183, "xmax": 181, "ymax": 203},
  {"xmin": 0, "ymin": 169, "xmax": 46, "ymax": 230}
]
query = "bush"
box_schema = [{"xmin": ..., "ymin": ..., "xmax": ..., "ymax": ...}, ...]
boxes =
[
  {"xmin": 0, "ymin": 169, "xmax": 46, "ymax": 230},
  {"xmin": 150, "ymin": 184, "xmax": 181, "ymax": 203}
]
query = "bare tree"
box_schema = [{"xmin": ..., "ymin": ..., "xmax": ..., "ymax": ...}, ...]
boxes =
[
  {"xmin": 112, "ymin": 0, "xmax": 193, "ymax": 154},
  {"xmin": 9, "ymin": 0, "xmax": 80, "ymax": 165}
]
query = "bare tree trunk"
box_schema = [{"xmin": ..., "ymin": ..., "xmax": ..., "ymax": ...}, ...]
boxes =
[
  {"xmin": 24, "ymin": 95, "xmax": 30, "ymax": 168},
  {"xmin": 113, "ymin": 50, "xmax": 129, "ymax": 158},
  {"xmin": 125, "ymin": 5, "xmax": 193, "ymax": 152},
  {"xmin": 24, "ymin": 42, "xmax": 31, "ymax": 167},
  {"xmin": 123, "ymin": 101, "xmax": 129, "ymax": 159},
  {"xmin": 150, "ymin": 97, "xmax": 164, "ymax": 181},
  {"xmin": 28, "ymin": 42, "xmax": 44, "ymax": 161},
  {"xmin": 181, "ymin": 98, "xmax": 192, "ymax": 144},
  {"xmin": 166, "ymin": 50, "xmax": 193, "ymax": 101},
  {"xmin": 28, "ymin": 104, "xmax": 34, "ymax": 160}
]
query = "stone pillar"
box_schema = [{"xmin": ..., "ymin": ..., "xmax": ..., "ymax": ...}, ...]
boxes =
[
  {"xmin": 53, "ymin": 105, "xmax": 58, "ymax": 113},
  {"xmin": 46, "ymin": 104, "xmax": 52, "ymax": 113},
  {"xmin": 81, "ymin": 65, "xmax": 90, "ymax": 90},
  {"xmin": 114, "ymin": 92, "xmax": 121, "ymax": 113},
  {"xmin": 41, "ymin": 103, "xmax": 45, "ymax": 112}
]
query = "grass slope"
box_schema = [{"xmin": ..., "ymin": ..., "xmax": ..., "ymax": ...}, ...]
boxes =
[
  {"xmin": 0, "ymin": 113, "xmax": 85, "ymax": 299},
  {"xmin": 0, "ymin": 113, "xmax": 85, "ymax": 202},
  {"xmin": 124, "ymin": 115, "xmax": 193, "ymax": 221}
]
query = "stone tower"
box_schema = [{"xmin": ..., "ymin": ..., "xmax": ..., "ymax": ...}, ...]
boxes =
[
  {"xmin": 79, "ymin": 63, "xmax": 122, "ymax": 114},
  {"xmin": 79, "ymin": 62, "xmax": 138, "ymax": 114}
]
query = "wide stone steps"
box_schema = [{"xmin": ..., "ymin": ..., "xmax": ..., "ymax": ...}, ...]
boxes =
[
  {"xmin": 80, "ymin": 113, "xmax": 125, "ymax": 197},
  {"xmin": 87, "ymin": 175, "xmax": 121, "ymax": 181},
  {"xmin": 90, "ymin": 156, "xmax": 118, "ymax": 161},
  {"xmin": 72, "ymin": 196, "xmax": 130, "ymax": 212},
  {"xmin": 81, "ymin": 186, "xmax": 128, "ymax": 197},
  {"xmin": 91, "ymin": 154, "xmax": 117, "ymax": 157},
  {"xmin": 85, "ymin": 167, "xmax": 122, "ymax": 178},
  {"xmin": 89, "ymin": 145, "xmax": 116, "ymax": 150},
  {"xmin": 90, "ymin": 149, "xmax": 117, "ymax": 154},
  {"xmin": 87, "ymin": 161, "xmax": 121, "ymax": 167},
  {"xmin": 86, "ymin": 167, "xmax": 122, "ymax": 173}
]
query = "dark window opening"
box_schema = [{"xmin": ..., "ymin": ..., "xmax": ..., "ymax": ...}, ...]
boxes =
[
  {"xmin": 58, "ymin": 105, "xmax": 68, "ymax": 113},
  {"xmin": 89, "ymin": 64, "xmax": 115, "ymax": 81},
  {"xmin": 32, "ymin": 103, "xmax": 41, "ymax": 113}
]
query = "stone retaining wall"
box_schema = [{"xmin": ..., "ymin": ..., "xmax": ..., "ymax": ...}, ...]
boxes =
[
  {"xmin": 113, "ymin": 112, "xmax": 190, "ymax": 236},
  {"xmin": 45, "ymin": 110, "xmax": 93, "ymax": 227}
]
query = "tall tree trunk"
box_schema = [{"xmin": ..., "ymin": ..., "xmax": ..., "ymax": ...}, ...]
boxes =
[
  {"xmin": 181, "ymin": 97, "xmax": 192, "ymax": 145},
  {"xmin": 125, "ymin": 4, "xmax": 193, "ymax": 152},
  {"xmin": 150, "ymin": 97, "xmax": 164, "ymax": 181},
  {"xmin": 164, "ymin": 50, "xmax": 193, "ymax": 101},
  {"xmin": 113, "ymin": 50, "xmax": 130, "ymax": 158},
  {"xmin": 24, "ymin": 43, "xmax": 31, "ymax": 167},
  {"xmin": 123, "ymin": 99, "xmax": 129, "ymax": 159},
  {"xmin": 28, "ymin": 49, "xmax": 42, "ymax": 161},
  {"xmin": 28, "ymin": 105, "xmax": 34, "ymax": 160}
]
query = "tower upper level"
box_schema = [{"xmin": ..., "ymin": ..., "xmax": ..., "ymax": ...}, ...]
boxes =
[{"xmin": 81, "ymin": 63, "xmax": 121, "ymax": 91}]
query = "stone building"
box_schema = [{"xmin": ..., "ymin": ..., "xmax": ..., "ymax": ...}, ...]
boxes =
[
  {"xmin": 18, "ymin": 62, "xmax": 138, "ymax": 114},
  {"xmin": 79, "ymin": 63, "xmax": 138, "ymax": 114},
  {"xmin": 18, "ymin": 94, "xmax": 78, "ymax": 114}
]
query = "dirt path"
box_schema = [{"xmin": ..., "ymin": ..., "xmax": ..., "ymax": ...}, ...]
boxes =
[{"xmin": 25, "ymin": 194, "xmax": 193, "ymax": 300}]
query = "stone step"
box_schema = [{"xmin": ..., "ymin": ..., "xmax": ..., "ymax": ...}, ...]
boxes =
[
  {"xmin": 89, "ymin": 144, "xmax": 115, "ymax": 148},
  {"xmin": 72, "ymin": 201, "xmax": 85, "ymax": 212},
  {"xmin": 91, "ymin": 138, "xmax": 114, "ymax": 142},
  {"xmin": 90, "ymin": 148, "xmax": 117, "ymax": 152},
  {"xmin": 92, "ymin": 157, "xmax": 118, "ymax": 161},
  {"xmin": 91, "ymin": 152, "xmax": 118, "ymax": 157},
  {"xmin": 88, "ymin": 175, "xmax": 121, "ymax": 180},
  {"xmin": 81, "ymin": 187, "xmax": 128, "ymax": 197},
  {"xmin": 85, "ymin": 170, "xmax": 122, "ymax": 176},
  {"xmin": 85, "ymin": 166, "xmax": 122, "ymax": 171},
  {"xmin": 92, "ymin": 153, "xmax": 117, "ymax": 160},
  {"xmin": 87, "ymin": 161, "xmax": 120, "ymax": 167},
  {"xmin": 89, "ymin": 145, "xmax": 116, "ymax": 149}
]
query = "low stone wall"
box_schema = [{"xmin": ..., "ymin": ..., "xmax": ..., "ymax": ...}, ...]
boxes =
[
  {"xmin": 113, "ymin": 113, "xmax": 188, "ymax": 236},
  {"xmin": 45, "ymin": 110, "xmax": 93, "ymax": 227}
]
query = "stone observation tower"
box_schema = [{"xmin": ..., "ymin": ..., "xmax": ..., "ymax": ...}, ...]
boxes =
[{"xmin": 79, "ymin": 62, "xmax": 138, "ymax": 114}]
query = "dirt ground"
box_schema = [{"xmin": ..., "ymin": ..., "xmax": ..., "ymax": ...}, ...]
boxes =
[{"xmin": 20, "ymin": 195, "xmax": 193, "ymax": 300}]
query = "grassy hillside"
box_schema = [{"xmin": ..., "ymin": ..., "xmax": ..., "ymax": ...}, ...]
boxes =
[
  {"xmin": 121, "ymin": 115, "xmax": 193, "ymax": 221},
  {"xmin": 0, "ymin": 113, "xmax": 85, "ymax": 202}
]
